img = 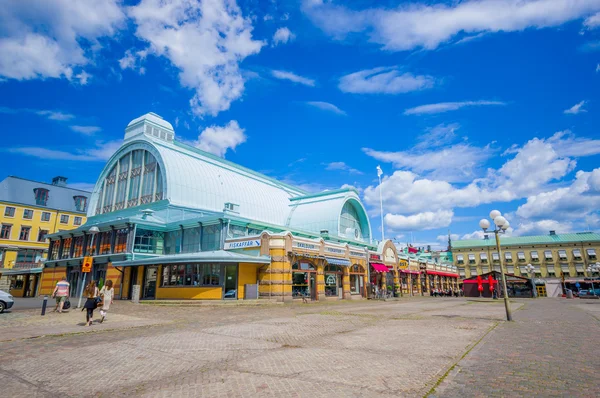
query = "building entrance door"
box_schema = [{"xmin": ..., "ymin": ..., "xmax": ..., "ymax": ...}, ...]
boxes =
[
  {"xmin": 143, "ymin": 266, "xmax": 158, "ymax": 299},
  {"xmin": 223, "ymin": 264, "xmax": 237, "ymax": 299},
  {"xmin": 310, "ymin": 273, "xmax": 317, "ymax": 301},
  {"xmin": 68, "ymin": 268, "xmax": 81, "ymax": 298}
]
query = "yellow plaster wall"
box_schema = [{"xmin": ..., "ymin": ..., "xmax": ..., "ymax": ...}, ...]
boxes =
[
  {"xmin": 238, "ymin": 263, "xmax": 259, "ymax": 299},
  {"xmin": 0, "ymin": 201, "xmax": 87, "ymax": 267},
  {"xmin": 39, "ymin": 266, "xmax": 67, "ymax": 295},
  {"xmin": 156, "ymin": 286, "xmax": 223, "ymax": 299}
]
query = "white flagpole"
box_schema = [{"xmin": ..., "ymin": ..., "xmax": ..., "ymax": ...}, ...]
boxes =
[{"xmin": 377, "ymin": 166, "xmax": 384, "ymax": 242}]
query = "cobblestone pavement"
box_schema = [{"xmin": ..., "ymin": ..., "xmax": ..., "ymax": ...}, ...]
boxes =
[
  {"xmin": 2, "ymin": 297, "xmax": 594, "ymax": 398},
  {"xmin": 434, "ymin": 299, "xmax": 600, "ymax": 398}
]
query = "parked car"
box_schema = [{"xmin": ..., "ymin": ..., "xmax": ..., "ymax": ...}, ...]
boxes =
[
  {"xmin": 0, "ymin": 289, "xmax": 14, "ymax": 313},
  {"xmin": 576, "ymin": 289, "xmax": 588, "ymax": 297},
  {"xmin": 581, "ymin": 289, "xmax": 600, "ymax": 297}
]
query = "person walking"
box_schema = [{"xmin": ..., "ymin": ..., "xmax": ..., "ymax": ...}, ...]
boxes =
[
  {"xmin": 83, "ymin": 281, "xmax": 99, "ymax": 326},
  {"xmin": 52, "ymin": 277, "xmax": 70, "ymax": 313},
  {"xmin": 99, "ymin": 280, "xmax": 114, "ymax": 323}
]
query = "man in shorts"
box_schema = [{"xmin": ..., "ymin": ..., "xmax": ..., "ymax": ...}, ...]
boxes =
[{"xmin": 52, "ymin": 277, "xmax": 70, "ymax": 313}]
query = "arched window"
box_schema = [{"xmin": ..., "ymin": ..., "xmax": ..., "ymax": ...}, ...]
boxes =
[
  {"xmin": 350, "ymin": 264, "xmax": 365, "ymax": 273},
  {"xmin": 340, "ymin": 201, "xmax": 369, "ymax": 241},
  {"xmin": 292, "ymin": 262, "xmax": 315, "ymax": 270},
  {"xmin": 324, "ymin": 264, "xmax": 343, "ymax": 272},
  {"xmin": 98, "ymin": 149, "xmax": 163, "ymax": 214}
]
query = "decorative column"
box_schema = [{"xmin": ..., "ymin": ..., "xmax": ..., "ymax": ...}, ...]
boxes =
[
  {"xmin": 317, "ymin": 261, "xmax": 325, "ymax": 300},
  {"xmin": 393, "ymin": 269, "xmax": 400, "ymax": 297},
  {"xmin": 343, "ymin": 266, "xmax": 351, "ymax": 299}
]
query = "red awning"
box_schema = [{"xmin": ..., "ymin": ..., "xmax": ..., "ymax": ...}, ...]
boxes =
[
  {"xmin": 400, "ymin": 269, "xmax": 420, "ymax": 275},
  {"xmin": 370, "ymin": 262, "xmax": 388, "ymax": 272},
  {"xmin": 426, "ymin": 270, "xmax": 459, "ymax": 277}
]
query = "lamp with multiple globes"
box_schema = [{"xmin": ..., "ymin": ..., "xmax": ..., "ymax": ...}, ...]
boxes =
[{"xmin": 478, "ymin": 210, "xmax": 513, "ymax": 321}]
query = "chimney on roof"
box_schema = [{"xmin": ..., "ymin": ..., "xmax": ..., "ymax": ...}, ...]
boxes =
[
  {"xmin": 427, "ymin": 245, "xmax": 431, "ymax": 252},
  {"xmin": 549, "ymin": 230, "xmax": 556, "ymax": 236},
  {"xmin": 52, "ymin": 176, "xmax": 68, "ymax": 187}
]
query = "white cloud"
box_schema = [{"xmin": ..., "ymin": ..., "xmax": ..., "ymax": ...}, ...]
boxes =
[
  {"xmin": 70, "ymin": 125, "xmax": 102, "ymax": 135},
  {"xmin": 547, "ymin": 130, "xmax": 600, "ymax": 157},
  {"xmin": 34, "ymin": 110, "xmax": 75, "ymax": 121},
  {"xmin": 74, "ymin": 71, "xmax": 91, "ymax": 85},
  {"xmin": 363, "ymin": 124, "xmax": 495, "ymax": 183},
  {"xmin": 0, "ymin": 0, "xmax": 125, "ymax": 81},
  {"xmin": 564, "ymin": 100, "xmax": 587, "ymax": 114},
  {"xmin": 306, "ymin": 101, "xmax": 346, "ymax": 115},
  {"xmin": 272, "ymin": 27, "xmax": 295, "ymax": 46},
  {"xmin": 128, "ymin": 0, "xmax": 264, "ymax": 117},
  {"xmin": 325, "ymin": 162, "xmax": 363, "ymax": 175},
  {"xmin": 271, "ymin": 70, "xmax": 315, "ymax": 86},
  {"xmin": 364, "ymin": 132, "xmax": 597, "ymax": 217},
  {"xmin": 404, "ymin": 100, "xmax": 506, "ymax": 115},
  {"xmin": 516, "ymin": 168, "xmax": 600, "ymax": 221},
  {"xmin": 195, "ymin": 120, "xmax": 246, "ymax": 157},
  {"xmin": 7, "ymin": 140, "xmax": 122, "ymax": 161},
  {"xmin": 597, "ymin": 64, "xmax": 600, "ymax": 72},
  {"xmin": 385, "ymin": 210, "xmax": 453, "ymax": 231},
  {"xmin": 302, "ymin": 0, "xmax": 600, "ymax": 51},
  {"xmin": 338, "ymin": 66, "xmax": 434, "ymax": 94},
  {"xmin": 584, "ymin": 12, "xmax": 600, "ymax": 29},
  {"xmin": 512, "ymin": 219, "xmax": 573, "ymax": 236},
  {"xmin": 118, "ymin": 50, "xmax": 136, "ymax": 70}
]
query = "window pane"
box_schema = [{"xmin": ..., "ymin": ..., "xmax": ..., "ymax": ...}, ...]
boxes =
[
  {"xmin": 182, "ymin": 227, "xmax": 200, "ymax": 253},
  {"xmin": 201, "ymin": 225, "xmax": 221, "ymax": 251}
]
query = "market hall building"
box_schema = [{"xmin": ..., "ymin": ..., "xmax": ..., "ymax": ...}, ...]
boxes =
[{"xmin": 44, "ymin": 112, "xmax": 389, "ymax": 302}]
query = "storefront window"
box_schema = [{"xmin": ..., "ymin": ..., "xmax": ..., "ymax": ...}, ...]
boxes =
[
  {"xmin": 73, "ymin": 236, "xmax": 84, "ymax": 258},
  {"xmin": 161, "ymin": 263, "xmax": 222, "ymax": 287},
  {"xmin": 49, "ymin": 240, "xmax": 59, "ymax": 260},
  {"xmin": 114, "ymin": 229, "xmax": 129, "ymax": 254},
  {"xmin": 182, "ymin": 227, "xmax": 200, "ymax": 253},
  {"xmin": 13, "ymin": 275, "xmax": 24, "ymax": 289},
  {"xmin": 98, "ymin": 231, "xmax": 113, "ymax": 255},
  {"xmin": 164, "ymin": 229, "xmax": 182, "ymax": 255},
  {"xmin": 324, "ymin": 264, "xmax": 342, "ymax": 297},
  {"xmin": 61, "ymin": 237, "xmax": 72, "ymax": 259},
  {"xmin": 16, "ymin": 249, "xmax": 42, "ymax": 264},
  {"xmin": 201, "ymin": 224, "xmax": 221, "ymax": 251},
  {"xmin": 134, "ymin": 229, "xmax": 164, "ymax": 254},
  {"xmin": 292, "ymin": 262, "xmax": 315, "ymax": 298}
]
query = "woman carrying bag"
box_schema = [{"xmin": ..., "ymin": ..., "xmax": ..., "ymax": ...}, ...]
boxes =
[
  {"xmin": 83, "ymin": 280, "xmax": 99, "ymax": 326},
  {"xmin": 99, "ymin": 280, "xmax": 114, "ymax": 323}
]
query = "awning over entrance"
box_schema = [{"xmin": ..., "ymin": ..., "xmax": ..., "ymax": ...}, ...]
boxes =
[
  {"xmin": 370, "ymin": 262, "xmax": 388, "ymax": 272},
  {"xmin": 111, "ymin": 250, "xmax": 271, "ymax": 267},
  {"xmin": 400, "ymin": 269, "xmax": 420, "ymax": 275},
  {"xmin": 0, "ymin": 267, "xmax": 43, "ymax": 275},
  {"xmin": 426, "ymin": 270, "xmax": 459, "ymax": 277},
  {"xmin": 325, "ymin": 257, "xmax": 351, "ymax": 267}
]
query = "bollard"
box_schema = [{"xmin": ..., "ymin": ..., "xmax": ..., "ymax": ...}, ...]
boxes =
[{"xmin": 41, "ymin": 295, "xmax": 48, "ymax": 316}]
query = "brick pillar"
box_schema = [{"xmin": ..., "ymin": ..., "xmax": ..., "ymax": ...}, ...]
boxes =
[
  {"xmin": 317, "ymin": 262, "xmax": 325, "ymax": 300},
  {"xmin": 393, "ymin": 270, "xmax": 400, "ymax": 297},
  {"xmin": 343, "ymin": 266, "xmax": 351, "ymax": 299}
]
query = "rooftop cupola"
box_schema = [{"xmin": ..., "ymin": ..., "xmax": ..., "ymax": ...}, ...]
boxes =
[{"xmin": 124, "ymin": 112, "xmax": 175, "ymax": 143}]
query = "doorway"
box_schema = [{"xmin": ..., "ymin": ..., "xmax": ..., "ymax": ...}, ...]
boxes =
[
  {"xmin": 223, "ymin": 264, "xmax": 237, "ymax": 299},
  {"xmin": 68, "ymin": 268, "xmax": 81, "ymax": 298},
  {"xmin": 143, "ymin": 266, "xmax": 158, "ymax": 299}
]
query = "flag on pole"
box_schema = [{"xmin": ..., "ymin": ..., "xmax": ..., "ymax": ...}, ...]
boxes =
[{"xmin": 376, "ymin": 165, "xmax": 383, "ymax": 177}]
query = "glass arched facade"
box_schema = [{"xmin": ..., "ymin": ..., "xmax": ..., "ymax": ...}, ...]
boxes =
[
  {"xmin": 95, "ymin": 149, "xmax": 163, "ymax": 215},
  {"xmin": 340, "ymin": 201, "xmax": 369, "ymax": 241}
]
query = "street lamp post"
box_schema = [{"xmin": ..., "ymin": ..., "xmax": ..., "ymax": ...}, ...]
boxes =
[
  {"xmin": 525, "ymin": 263, "xmax": 537, "ymax": 298},
  {"xmin": 479, "ymin": 210, "xmax": 513, "ymax": 321},
  {"xmin": 77, "ymin": 226, "xmax": 99, "ymax": 309}
]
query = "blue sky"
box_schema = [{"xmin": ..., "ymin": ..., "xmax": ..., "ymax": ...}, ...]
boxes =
[{"xmin": 1, "ymin": 0, "xmax": 600, "ymax": 249}]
